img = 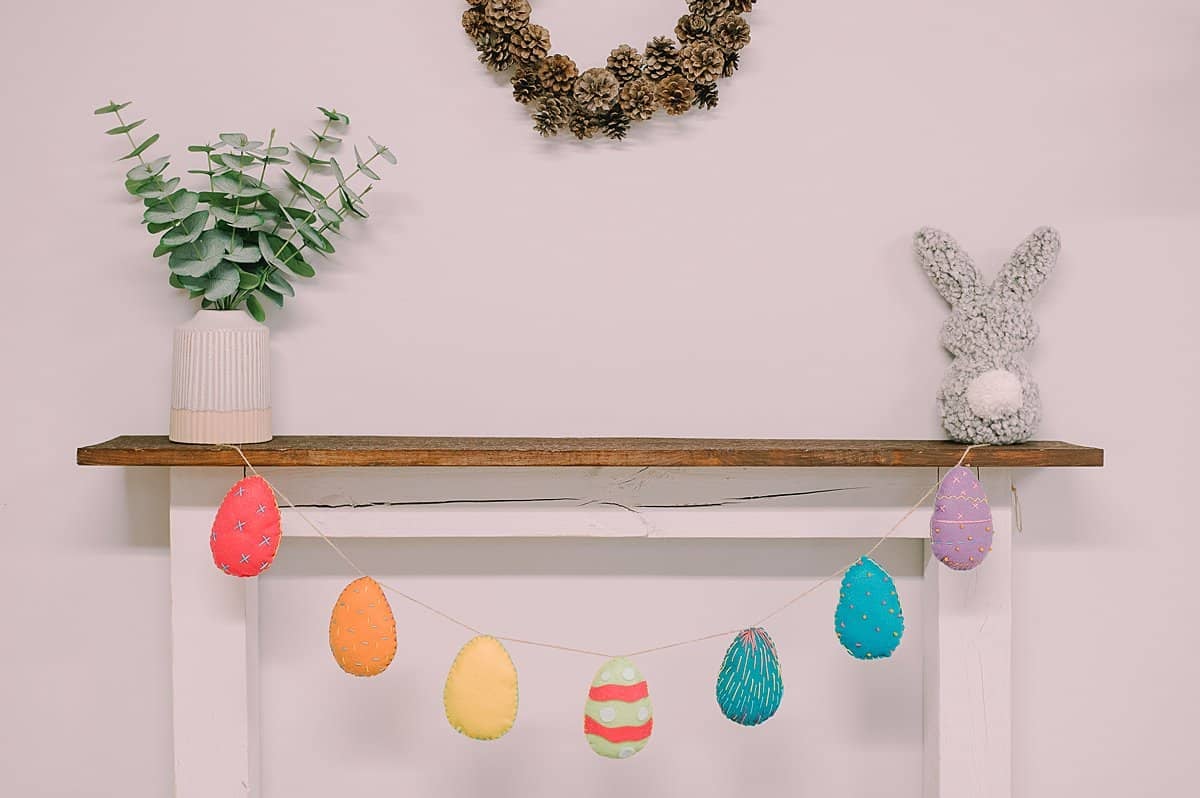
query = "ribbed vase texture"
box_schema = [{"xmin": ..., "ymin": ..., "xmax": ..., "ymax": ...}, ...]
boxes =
[{"xmin": 169, "ymin": 309, "xmax": 271, "ymax": 444}]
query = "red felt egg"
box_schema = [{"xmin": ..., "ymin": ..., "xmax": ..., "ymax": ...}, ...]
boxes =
[{"xmin": 211, "ymin": 476, "xmax": 282, "ymax": 577}]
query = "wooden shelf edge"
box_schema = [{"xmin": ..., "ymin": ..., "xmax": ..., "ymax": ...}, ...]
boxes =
[{"xmin": 76, "ymin": 436, "xmax": 1104, "ymax": 469}]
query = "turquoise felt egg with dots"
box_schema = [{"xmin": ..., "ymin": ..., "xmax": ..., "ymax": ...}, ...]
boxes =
[
  {"xmin": 716, "ymin": 627, "xmax": 783, "ymax": 726},
  {"xmin": 834, "ymin": 556, "xmax": 904, "ymax": 659}
]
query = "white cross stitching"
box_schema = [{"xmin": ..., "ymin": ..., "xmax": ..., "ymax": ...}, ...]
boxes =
[
  {"xmin": 259, "ymin": 536, "xmax": 272, "ymax": 547},
  {"xmin": 235, "ymin": 486, "xmax": 245, "ymax": 497},
  {"xmin": 240, "ymin": 553, "xmax": 251, "ymax": 564},
  {"xmin": 256, "ymin": 504, "xmax": 267, "ymax": 514},
  {"xmin": 234, "ymin": 520, "xmax": 246, "ymax": 532}
]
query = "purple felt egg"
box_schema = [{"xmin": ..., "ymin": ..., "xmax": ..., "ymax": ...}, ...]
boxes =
[{"xmin": 930, "ymin": 467, "xmax": 993, "ymax": 570}]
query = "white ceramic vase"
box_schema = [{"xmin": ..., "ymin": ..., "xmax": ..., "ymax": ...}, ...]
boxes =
[{"xmin": 169, "ymin": 309, "xmax": 272, "ymax": 444}]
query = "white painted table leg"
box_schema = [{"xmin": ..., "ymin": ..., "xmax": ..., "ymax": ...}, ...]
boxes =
[
  {"xmin": 923, "ymin": 468, "xmax": 1013, "ymax": 798},
  {"xmin": 170, "ymin": 468, "xmax": 260, "ymax": 798}
]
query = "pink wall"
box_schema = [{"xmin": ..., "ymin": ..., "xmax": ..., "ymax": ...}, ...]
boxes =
[{"xmin": 1, "ymin": 1, "xmax": 1196, "ymax": 795}]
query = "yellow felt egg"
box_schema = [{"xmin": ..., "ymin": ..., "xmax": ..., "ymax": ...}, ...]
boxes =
[
  {"xmin": 328, "ymin": 576, "xmax": 397, "ymax": 677},
  {"xmin": 443, "ymin": 635, "xmax": 519, "ymax": 740}
]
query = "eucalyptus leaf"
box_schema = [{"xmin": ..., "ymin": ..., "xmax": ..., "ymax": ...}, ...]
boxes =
[
  {"xmin": 105, "ymin": 119, "xmax": 146, "ymax": 135},
  {"xmin": 237, "ymin": 269, "xmax": 261, "ymax": 289},
  {"xmin": 245, "ymin": 294, "xmax": 266, "ymax": 322},
  {"xmin": 294, "ymin": 219, "xmax": 334, "ymax": 253},
  {"xmin": 212, "ymin": 153, "xmax": 257, "ymax": 169},
  {"xmin": 264, "ymin": 269, "xmax": 294, "ymax": 296},
  {"xmin": 209, "ymin": 205, "xmax": 263, "ymax": 228},
  {"xmin": 125, "ymin": 155, "xmax": 170, "ymax": 182},
  {"xmin": 317, "ymin": 106, "xmax": 350, "ymax": 125},
  {"xmin": 315, "ymin": 204, "xmax": 342, "ymax": 226},
  {"xmin": 258, "ymin": 285, "xmax": 285, "ymax": 307},
  {"xmin": 212, "ymin": 172, "xmax": 268, "ymax": 198},
  {"xmin": 369, "ymin": 136, "xmax": 397, "ymax": 164},
  {"xmin": 224, "ymin": 241, "xmax": 263, "ymax": 263},
  {"xmin": 219, "ymin": 132, "xmax": 249, "ymax": 149},
  {"xmin": 168, "ymin": 273, "xmax": 184, "ymax": 289},
  {"xmin": 92, "ymin": 100, "xmax": 130, "ymax": 114},
  {"xmin": 187, "ymin": 143, "xmax": 216, "ymax": 153},
  {"xmin": 119, "ymin": 133, "xmax": 160, "ymax": 160},
  {"xmin": 160, "ymin": 210, "xmax": 209, "ymax": 247},
  {"xmin": 282, "ymin": 169, "xmax": 323, "ymax": 202},
  {"xmin": 258, "ymin": 232, "xmax": 316, "ymax": 278},
  {"xmin": 203, "ymin": 262, "xmax": 240, "ymax": 301},
  {"xmin": 168, "ymin": 229, "xmax": 226, "ymax": 276},
  {"xmin": 312, "ymin": 129, "xmax": 343, "ymax": 144},
  {"xmin": 131, "ymin": 176, "xmax": 181, "ymax": 199},
  {"xmin": 144, "ymin": 190, "xmax": 199, "ymax": 224},
  {"xmin": 290, "ymin": 146, "xmax": 331, "ymax": 168},
  {"xmin": 354, "ymin": 146, "xmax": 380, "ymax": 180},
  {"xmin": 266, "ymin": 146, "xmax": 289, "ymax": 157},
  {"xmin": 146, "ymin": 221, "xmax": 175, "ymax": 234}
]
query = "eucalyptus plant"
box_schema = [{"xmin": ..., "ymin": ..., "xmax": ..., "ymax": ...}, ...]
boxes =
[{"xmin": 94, "ymin": 101, "xmax": 395, "ymax": 320}]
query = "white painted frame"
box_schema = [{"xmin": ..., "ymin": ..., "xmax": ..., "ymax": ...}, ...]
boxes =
[{"xmin": 167, "ymin": 466, "xmax": 1012, "ymax": 798}]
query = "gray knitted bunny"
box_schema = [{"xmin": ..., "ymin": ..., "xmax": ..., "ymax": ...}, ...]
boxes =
[{"xmin": 914, "ymin": 226, "xmax": 1060, "ymax": 444}]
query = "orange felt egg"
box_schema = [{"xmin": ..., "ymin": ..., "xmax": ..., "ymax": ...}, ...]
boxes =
[
  {"xmin": 329, "ymin": 576, "xmax": 398, "ymax": 677},
  {"xmin": 210, "ymin": 476, "xmax": 282, "ymax": 577}
]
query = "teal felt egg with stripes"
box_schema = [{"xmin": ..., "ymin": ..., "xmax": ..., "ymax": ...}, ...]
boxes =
[
  {"xmin": 835, "ymin": 556, "xmax": 904, "ymax": 660},
  {"xmin": 716, "ymin": 628, "xmax": 783, "ymax": 726}
]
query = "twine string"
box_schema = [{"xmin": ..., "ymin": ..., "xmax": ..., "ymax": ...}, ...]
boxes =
[{"xmin": 226, "ymin": 442, "xmax": 986, "ymax": 659}]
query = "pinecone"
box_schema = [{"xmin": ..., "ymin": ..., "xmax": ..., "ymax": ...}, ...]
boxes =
[
  {"xmin": 537, "ymin": 54, "xmax": 579, "ymax": 94},
  {"xmin": 687, "ymin": 0, "xmax": 730, "ymax": 21},
  {"xmin": 483, "ymin": 0, "xmax": 531, "ymax": 35},
  {"xmin": 573, "ymin": 68, "xmax": 620, "ymax": 113},
  {"xmin": 599, "ymin": 107, "xmax": 632, "ymax": 140},
  {"xmin": 619, "ymin": 77, "xmax": 657, "ymax": 120},
  {"xmin": 532, "ymin": 97, "xmax": 570, "ymax": 137},
  {"xmin": 476, "ymin": 29, "xmax": 514, "ymax": 72},
  {"xmin": 509, "ymin": 23, "xmax": 550, "ymax": 62},
  {"xmin": 722, "ymin": 50, "xmax": 740, "ymax": 78},
  {"xmin": 607, "ymin": 45, "xmax": 643, "ymax": 83},
  {"xmin": 729, "ymin": 0, "xmax": 755, "ymax": 12},
  {"xmin": 657, "ymin": 75, "xmax": 696, "ymax": 116},
  {"xmin": 511, "ymin": 66, "xmax": 542, "ymax": 104},
  {"xmin": 465, "ymin": 0, "xmax": 486, "ymax": 6},
  {"xmin": 714, "ymin": 13, "xmax": 751, "ymax": 51},
  {"xmin": 462, "ymin": 8, "xmax": 488, "ymax": 39},
  {"xmin": 679, "ymin": 41, "xmax": 725, "ymax": 83},
  {"xmin": 643, "ymin": 36, "xmax": 680, "ymax": 80},
  {"xmin": 568, "ymin": 110, "xmax": 597, "ymax": 140},
  {"xmin": 694, "ymin": 81, "xmax": 719, "ymax": 110},
  {"xmin": 674, "ymin": 14, "xmax": 711, "ymax": 43}
]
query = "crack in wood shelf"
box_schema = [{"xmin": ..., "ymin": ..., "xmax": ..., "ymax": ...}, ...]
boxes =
[{"xmin": 77, "ymin": 436, "xmax": 1103, "ymax": 468}]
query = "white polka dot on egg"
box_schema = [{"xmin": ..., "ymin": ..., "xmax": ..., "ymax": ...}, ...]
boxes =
[
  {"xmin": 618, "ymin": 747, "xmax": 634, "ymax": 759},
  {"xmin": 621, "ymin": 667, "xmax": 635, "ymax": 681},
  {"xmin": 637, "ymin": 707, "xmax": 648, "ymax": 721},
  {"xmin": 599, "ymin": 707, "xmax": 616, "ymax": 722},
  {"xmin": 600, "ymin": 671, "xmax": 611, "ymax": 681}
]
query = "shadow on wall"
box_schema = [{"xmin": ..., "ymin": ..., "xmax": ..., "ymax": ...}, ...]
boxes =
[{"xmin": 122, "ymin": 467, "xmax": 171, "ymax": 548}]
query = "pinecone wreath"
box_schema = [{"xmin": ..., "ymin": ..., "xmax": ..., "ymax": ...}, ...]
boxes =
[{"xmin": 459, "ymin": 0, "xmax": 759, "ymax": 140}]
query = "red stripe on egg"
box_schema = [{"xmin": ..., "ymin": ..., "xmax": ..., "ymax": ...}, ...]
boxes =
[
  {"xmin": 588, "ymin": 681, "xmax": 649, "ymax": 703},
  {"xmin": 584, "ymin": 716, "xmax": 653, "ymax": 743}
]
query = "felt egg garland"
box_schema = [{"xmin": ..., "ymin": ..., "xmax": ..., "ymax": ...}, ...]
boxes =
[
  {"xmin": 210, "ymin": 475, "xmax": 281, "ymax": 577},
  {"xmin": 443, "ymin": 635, "xmax": 519, "ymax": 741},
  {"xmin": 930, "ymin": 466, "xmax": 994, "ymax": 571},
  {"xmin": 329, "ymin": 576, "xmax": 398, "ymax": 677},
  {"xmin": 835, "ymin": 557, "xmax": 905, "ymax": 660},
  {"xmin": 584, "ymin": 657, "xmax": 654, "ymax": 759},
  {"xmin": 716, "ymin": 627, "xmax": 784, "ymax": 727}
]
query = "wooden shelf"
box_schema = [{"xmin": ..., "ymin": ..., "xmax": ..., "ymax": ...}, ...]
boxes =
[{"xmin": 77, "ymin": 436, "xmax": 1103, "ymax": 468}]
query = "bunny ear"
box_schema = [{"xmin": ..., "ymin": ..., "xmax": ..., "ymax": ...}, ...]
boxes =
[
  {"xmin": 914, "ymin": 227, "xmax": 985, "ymax": 306},
  {"xmin": 993, "ymin": 226, "xmax": 1060, "ymax": 301}
]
